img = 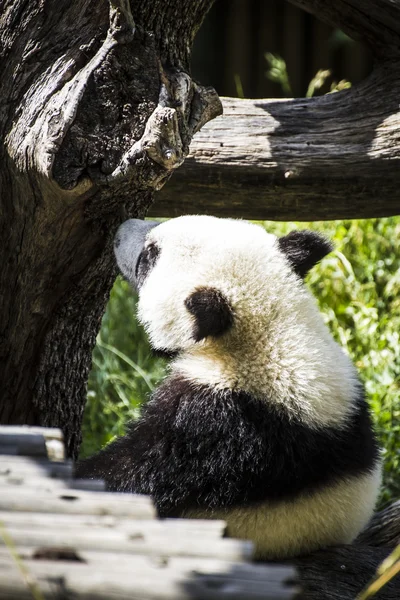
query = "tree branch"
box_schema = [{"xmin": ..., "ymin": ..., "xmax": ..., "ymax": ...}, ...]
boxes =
[
  {"xmin": 287, "ymin": 0, "xmax": 400, "ymax": 58},
  {"xmin": 152, "ymin": 65, "xmax": 400, "ymax": 221}
]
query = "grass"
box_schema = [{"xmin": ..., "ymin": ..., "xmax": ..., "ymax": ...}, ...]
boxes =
[{"xmin": 81, "ymin": 279, "xmax": 166, "ymax": 458}]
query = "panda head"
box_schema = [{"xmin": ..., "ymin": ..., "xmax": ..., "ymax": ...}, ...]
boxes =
[
  {"xmin": 114, "ymin": 215, "xmax": 331, "ymax": 351},
  {"xmin": 114, "ymin": 215, "xmax": 357, "ymax": 425}
]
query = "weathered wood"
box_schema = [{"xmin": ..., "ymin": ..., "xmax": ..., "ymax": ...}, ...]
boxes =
[
  {"xmin": 0, "ymin": 512, "xmax": 226, "ymax": 538},
  {"xmin": 0, "ymin": 488, "xmax": 156, "ymax": 518},
  {"xmin": 1, "ymin": 427, "xmax": 400, "ymax": 598},
  {"xmin": 0, "ymin": 426, "xmax": 65, "ymax": 460},
  {"xmin": 68, "ymin": 478, "xmax": 106, "ymax": 491},
  {"xmin": 0, "ymin": 0, "xmax": 220, "ymax": 459},
  {"xmin": 0, "ymin": 433, "xmax": 47, "ymax": 457},
  {"xmin": 0, "ymin": 550, "xmax": 294, "ymax": 582},
  {"xmin": 152, "ymin": 71, "xmax": 400, "ymax": 221},
  {"xmin": 0, "ymin": 456, "xmax": 73, "ymax": 478},
  {"xmin": 153, "ymin": 0, "xmax": 400, "ymax": 222},
  {"xmin": 0, "ymin": 525, "xmax": 253, "ymax": 561},
  {"xmin": 0, "ymin": 474, "xmax": 106, "ymax": 491},
  {"xmin": 0, "ymin": 556, "xmax": 296, "ymax": 600}
]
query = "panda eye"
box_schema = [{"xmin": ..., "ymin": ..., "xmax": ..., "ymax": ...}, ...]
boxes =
[{"xmin": 135, "ymin": 242, "xmax": 160, "ymax": 288}]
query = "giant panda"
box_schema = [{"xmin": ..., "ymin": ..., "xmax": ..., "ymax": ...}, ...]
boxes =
[{"xmin": 77, "ymin": 215, "xmax": 381, "ymax": 559}]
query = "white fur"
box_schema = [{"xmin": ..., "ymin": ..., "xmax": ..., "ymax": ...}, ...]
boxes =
[
  {"xmin": 184, "ymin": 463, "xmax": 382, "ymax": 559},
  {"xmin": 138, "ymin": 216, "xmax": 360, "ymax": 428}
]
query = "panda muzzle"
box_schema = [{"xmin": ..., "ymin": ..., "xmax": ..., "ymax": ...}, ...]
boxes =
[{"xmin": 114, "ymin": 219, "xmax": 159, "ymax": 285}]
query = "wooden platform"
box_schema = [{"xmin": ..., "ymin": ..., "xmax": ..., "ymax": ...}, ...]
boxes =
[{"xmin": 0, "ymin": 426, "xmax": 299, "ymax": 599}]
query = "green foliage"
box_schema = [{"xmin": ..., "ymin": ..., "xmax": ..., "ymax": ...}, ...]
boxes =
[
  {"xmin": 81, "ymin": 279, "xmax": 166, "ymax": 458},
  {"xmin": 234, "ymin": 73, "xmax": 245, "ymax": 99},
  {"xmin": 265, "ymin": 52, "xmax": 292, "ymax": 96},
  {"xmin": 83, "ymin": 218, "xmax": 400, "ymax": 507},
  {"xmin": 265, "ymin": 52, "xmax": 351, "ymax": 97}
]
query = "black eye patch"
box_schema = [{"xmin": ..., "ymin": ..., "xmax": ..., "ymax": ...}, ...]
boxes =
[{"xmin": 135, "ymin": 242, "xmax": 160, "ymax": 288}]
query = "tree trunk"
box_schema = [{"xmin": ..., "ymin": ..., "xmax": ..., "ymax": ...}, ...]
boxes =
[
  {"xmin": 0, "ymin": 0, "xmax": 221, "ymax": 458},
  {"xmin": 153, "ymin": 0, "xmax": 400, "ymax": 221}
]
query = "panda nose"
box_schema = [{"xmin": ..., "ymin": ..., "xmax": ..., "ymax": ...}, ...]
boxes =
[{"xmin": 114, "ymin": 219, "xmax": 159, "ymax": 283}]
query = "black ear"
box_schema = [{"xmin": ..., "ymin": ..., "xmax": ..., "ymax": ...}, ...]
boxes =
[
  {"xmin": 278, "ymin": 230, "xmax": 333, "ymax": 278},
  {"xmin": 184, "ymin": 287, "xmax": 234, "ymax": 342}
]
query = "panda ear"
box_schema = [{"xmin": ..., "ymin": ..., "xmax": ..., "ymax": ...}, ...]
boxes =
[
  {"xmin": 278, "ymin": 230, "xmax": 333, "ymax": 278},
  {"xmin": 184, "ymin": 287, "xmax": 234, "ymax": 342}
]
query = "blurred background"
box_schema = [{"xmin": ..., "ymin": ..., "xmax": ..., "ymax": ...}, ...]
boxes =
[
  {"xmin": 191, "ymin": 0, "xmax": 372, "ymax": 98},
  {"xmin": 81, "ymin": 1, "xmax": 399, "ymax": 509}
]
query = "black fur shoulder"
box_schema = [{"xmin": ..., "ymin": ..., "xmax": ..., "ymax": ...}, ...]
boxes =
[{"xmin": 76, "ymin": 376, "xmax": 379, "ymax": 517}]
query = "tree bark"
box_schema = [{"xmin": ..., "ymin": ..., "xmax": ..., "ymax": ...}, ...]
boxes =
[
  {"xmin": 0, "ymin": 0, "xmax": 221, "ymax": 458},
  {"xmin": 153, "ymin": 0, "xmax": 400, "ymax": 221}
]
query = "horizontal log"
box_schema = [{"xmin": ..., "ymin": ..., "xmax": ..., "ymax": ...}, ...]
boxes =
[
  {"xmin": 0, "ymin": 558, "xmax": 296, "ymax": 600},
  {"xmin": 0, "ymin": 474, "xmax": 106, "ymax": 492},
  {"xmin": 2, "ymin": 544, "xmax": 399, "ymax": 600},
  {"xmin": 0, "ymin": 525, "xmax": 253, "ymax": 561},
  {"xmin": 0, "ymin": 512, "xmax": 226, "ymax": 538},
  {"xmin": 0, "ymin": 426, "xmax": 65, "ymax": 460},
  {"xmin": 0, "ymin": 426, "xmax": 63, "ymax": 439},
  {"xmin": 0, "ymin": 437, "xmax": 46, "ymax": 458},
  {"xmin": 0, "ymin": 550, "xmax": 295, "ymax": 583},
  {"xmin": 0, "ymin": 488, "xmax": 156, "ymax": 518},
  {"xmin": 152, "ymin": 67, "xmax": 400, "ymax": 221},
  {"xmin": 0, "ymin": 456, "xmax": 73, "ymax": 478}
]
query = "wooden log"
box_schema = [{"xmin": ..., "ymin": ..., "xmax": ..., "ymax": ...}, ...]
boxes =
[
  {"xmin": 150, "ymin": 0, "xmax": 400, "ymax": 222},
  {"xmin": 68, "ymin": 478, "xmax": 106, "ymax": 492},
  {"xmin": 0, "ymin": 436, "xmax": 46, "ymax": 458},
  {"xmin": 0, "ymin": 456, "xmax": 73, "ymax": 478},
  {"xmin": 0, "ymin": 426, "xmax": 64, "ymax": 460},
  {"xmin": 0, "ymin": 512, "xmax": 226, "ymax": 538},
  {"xmin": 0, "ymin": 488, "xmax": 156, "ymax": 519},
  {"xmin": 0, "ymin": 475, "xmax": 106, "ymax": 492},
  {"xmin": 0, "ymin": 556, "xmax": 297, "ymax": 600},
  {"xmin": 0, "ymin": 551, "xmax": 296, "ymax": 584},
  {"xmin": 0, "ymin": 526, "xmax": 253, "ymax": 561},
  {"xmin": 152, "ymin": 71, "xmax": 400, "ymax": 222}
]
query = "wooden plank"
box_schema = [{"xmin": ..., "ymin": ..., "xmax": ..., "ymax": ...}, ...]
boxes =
[
  {"xmin": 0, "ymin": 557, "xmax": 297, "ymax": 600},
  {"xmin": 0, "ymin": 526, "xmax": 254, "ymax": 561},
  {"xmin": 0, "ymin": 456, "xmax": 73, "ymax": 478},
  {"xmin": 0, "ymin": 574, "xmax": 296, "ymax": 600},
  {"xmin": 0, "ymin": 513, "xmax": 226, "ymax": 538},
  {"xmin": 0, "ymin": 426, "xmax": 64, "ymax": 460},
  {"xmin": 0, "ymin": 475, "xmax": 106, "ymax": 492},
  {"xmin": 0, "ymin": 554, "xmax": 296, "ymax": 582},
  {"xmin": 0, "ymin": 436, "xmax": 47, "ymax": 458},
  {"xmin": 0, "ymin": 488, "xmax": 156, "ymax": 519}
]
